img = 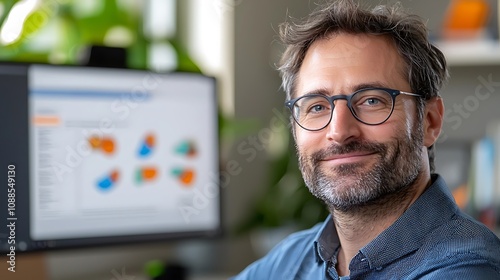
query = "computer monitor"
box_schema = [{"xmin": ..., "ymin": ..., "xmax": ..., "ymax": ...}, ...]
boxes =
[{"xmin": 0, "ymin": 64, "xmax": 220, "ymax": 253}]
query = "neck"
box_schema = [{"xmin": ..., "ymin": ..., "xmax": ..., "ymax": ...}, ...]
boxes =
[{"xmin": 333, "ymin": 173, "xmax": 431, "ymax": 276}]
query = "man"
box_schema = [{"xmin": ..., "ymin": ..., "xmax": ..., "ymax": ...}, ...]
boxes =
[{"xmin": 232, "ymin": 0, "xmax": 500, "ymax": 279}]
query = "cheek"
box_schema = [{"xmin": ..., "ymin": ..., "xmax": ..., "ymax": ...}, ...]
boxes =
[
  {"xmin": 295, "ymin": 131, "xmax": 308, "ymax": 152},
  {"xmin": 295, "ymin": 129, "xmax": 320, "ymax": 154},
  {"xmin": 389, "ymin": 111, "xmax": 412, "ymax": 137},
  {"xmin": 391, "ymin": 100, "xmax": 417, "ymax": 137}
]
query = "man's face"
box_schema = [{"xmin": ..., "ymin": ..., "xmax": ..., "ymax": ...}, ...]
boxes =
[{"xmin": 294, "ymin": 33, "xmax": 426, "ymax": 212}]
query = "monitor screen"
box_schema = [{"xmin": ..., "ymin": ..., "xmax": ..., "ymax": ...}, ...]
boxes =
[{"xmin": 0, "ymin": 64, "xmax": 220, "ymax": 253}]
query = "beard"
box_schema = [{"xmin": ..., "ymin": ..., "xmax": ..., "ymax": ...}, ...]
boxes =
[{"xmin": 297, "ymin": 123, "xmax": 424, "ymax": 213}]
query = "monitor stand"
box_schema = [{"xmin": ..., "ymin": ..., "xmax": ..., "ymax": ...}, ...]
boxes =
[{"xmin": 0, "ymin": 252, "xmax": 48, "ymax": 280}]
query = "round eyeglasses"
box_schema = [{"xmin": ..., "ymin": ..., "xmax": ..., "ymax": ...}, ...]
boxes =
[{"xmin": 285, "ymin": 87, "xmax": 422, "ymax": 131}]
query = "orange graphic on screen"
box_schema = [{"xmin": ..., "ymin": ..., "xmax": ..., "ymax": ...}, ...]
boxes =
[
  {"xmin": 175, "ymin": 140, "xmax": 197, "ymax": 158},
  {"xmin": 138, "ymin": 133, "xmax": 156, "ymax": 158},
  {"xmin": 136, "ymin": 166, "xmax": 158, "ymax": 184},
  {"xmin": 172, "ymin": 168, "xmax": 195, "ymax": 186},
  {"xmin": 88, "ymin": 136, "xmax": 115, "ymax": 155},
  {"xmin": 32, "ymin": 115, "xmax": 61, "ymax": 126},
  {"xmin": 97, "ymin": 169, "xmax": 119, "ymax": 192}
]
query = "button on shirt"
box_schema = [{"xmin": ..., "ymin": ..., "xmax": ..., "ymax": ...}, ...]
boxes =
[{"xmin": 232, "ymin": 175, "xmax": 500, "ymax": 279}]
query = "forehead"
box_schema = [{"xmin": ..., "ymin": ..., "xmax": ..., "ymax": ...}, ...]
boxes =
[{"xmin": 296, "ymin": 33, "xmax": 408, "ymax": 96}]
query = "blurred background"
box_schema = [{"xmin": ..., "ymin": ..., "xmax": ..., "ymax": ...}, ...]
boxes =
[{"xmin": 0, "ymin": 0, "xmax": 500, "ymax": 279}]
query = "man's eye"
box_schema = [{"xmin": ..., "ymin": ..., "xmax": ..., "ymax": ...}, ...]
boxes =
[
  {"xmin": 310, "ymin": 104, "xmax": 325, "ymax": 112},
  {"xmin": 364, "ymin": 98, "xmax": 381, "ymax": 106}
]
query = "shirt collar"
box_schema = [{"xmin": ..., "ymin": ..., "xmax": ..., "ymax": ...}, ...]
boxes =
[
  {"xmin": 313, "ymin": 215, "xmax": 339, "ymax": 263},
  {"xmin": 312, "ymin": 174, "xmax": 458, "ymax": 268}
]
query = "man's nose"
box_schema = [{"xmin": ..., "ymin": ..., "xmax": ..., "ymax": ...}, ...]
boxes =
[{"xmin": 325, "ymin": 100, "xmax": 361, "ymax": 144}]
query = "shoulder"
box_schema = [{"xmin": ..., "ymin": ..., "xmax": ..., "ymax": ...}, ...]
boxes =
[
  {"xmin": 428, "ymin": 212, "xmax": 500, "ymax": 256},
  {"xmin": 230, "ymin": 223, "xmax": 323, "ymax": 280},
  {"xmin": 253, "ymin": 223, "xmax": 323, "ymax": 266},
  {"xmin": 415, "ymin": 175, "xmax": 500, "ymax": 271},
  {"xmin": 418, "ymin": 212, "xmax": 500, "ymax": 277},
  {"xmin": 271, "ymin": 222, "xmax": 323, "ymax": 254}
]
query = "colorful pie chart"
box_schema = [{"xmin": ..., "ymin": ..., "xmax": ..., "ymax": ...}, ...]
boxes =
[
  {"xmin": 97, "ymin": 169, "xmax": 119, "ymax": 191},
  {"xmin": 175, "ymin": 140, "xmax": 197, "ymax": 158},
  {"xmin": 172, "ymin": 167, "xmax": 195, "ymax": 186},
  {"xmin": 89, "ymin": 136, "xmax": 115, "ymax": 155},
  {"xmin": 136, "ymin": 166, "xmax": 158, "ymax": 184},
  {"xmin": 138, "ymin": 133, "xmax": 156, "ymax": 158}
]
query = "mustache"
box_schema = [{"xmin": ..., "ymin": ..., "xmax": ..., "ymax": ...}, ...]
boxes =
[{"xmin": 310, "ymin": 140, "xmax": 387, "ymax": 163}]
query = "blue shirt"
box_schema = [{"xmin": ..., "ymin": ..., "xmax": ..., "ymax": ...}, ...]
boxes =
[{"xmin": 232, "ymin": 175, "xmax": 500, "ymax": 279}]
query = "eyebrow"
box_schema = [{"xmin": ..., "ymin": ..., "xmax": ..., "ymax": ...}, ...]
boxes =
[
  {"xmin": 300, "ymin": 81, "xmax": 392, "ymax": 97},
  {"xmin": 351, "ymin": 82, "xmax": 391, "ymax": 92}
]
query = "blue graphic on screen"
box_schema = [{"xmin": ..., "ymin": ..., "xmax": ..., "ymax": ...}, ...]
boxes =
[
  {"xmin": 97, "ymin": 170, "xmax": 119, "ymax": 191},
  {"xmin": 138, "ymin": 133, "xmax": 156, "ymax": 157}
]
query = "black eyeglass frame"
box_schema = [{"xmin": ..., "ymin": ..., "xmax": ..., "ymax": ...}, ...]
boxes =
[{"xmin": 284, "ymin": 87, "xmax": 422, "ymax": 131}]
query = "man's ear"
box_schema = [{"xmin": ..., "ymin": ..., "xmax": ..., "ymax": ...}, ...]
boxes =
[{"xmin": 423, "ymin": 97, "xmax": 444, "ymax": 147}]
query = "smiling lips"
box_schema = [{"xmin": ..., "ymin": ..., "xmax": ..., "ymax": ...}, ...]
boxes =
[{"xmin": 321, "ymin": 151, "xmax": 377, "ymax": 165}]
